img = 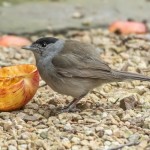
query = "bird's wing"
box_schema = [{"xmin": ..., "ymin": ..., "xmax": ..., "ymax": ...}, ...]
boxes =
[{"xmin": 52, "ymin": 40, "xmax": 112, "ymax": 79}]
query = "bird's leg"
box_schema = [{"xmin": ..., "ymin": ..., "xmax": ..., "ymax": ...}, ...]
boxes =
[{"xmin": 61, "ymin": 95, "xmax": 85, "ymax": 113}]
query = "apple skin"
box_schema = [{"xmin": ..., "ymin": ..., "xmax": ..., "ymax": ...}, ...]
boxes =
[
  {"xmin": 0, "ymin": 64, "xmax": 39, "ymax": 111},
  {"xmin": 109, "ymin": 21, "xmax": 147, "ymax": 34},
  {"xmin": 0, "ymin": 35, "xmax": 31, "ymax": 47}
]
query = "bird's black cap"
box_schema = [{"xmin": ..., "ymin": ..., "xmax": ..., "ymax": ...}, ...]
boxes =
[
  {"xmin": 33, "ymin": 37, "xmax": 58, "ymax": 47},
  {"xmin": 22, "ymin": 37, "xmax": 59, "ymax": 51}
]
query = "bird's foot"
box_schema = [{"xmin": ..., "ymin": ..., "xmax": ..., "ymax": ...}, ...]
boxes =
[
  {"xmin": 57, "ymin": 96, "xmax": 84, "ymax": 113},
  {"xmin": 60, "ymin": 105, "xmax": 80, "ymax": 113}
]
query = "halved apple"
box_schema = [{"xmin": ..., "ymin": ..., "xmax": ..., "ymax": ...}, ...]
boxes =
[{"xmin": 0, "ymin": 64, "xmax": 39, "ymax": 111}]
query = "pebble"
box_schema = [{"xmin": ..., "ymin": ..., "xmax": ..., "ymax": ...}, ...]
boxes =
[
  {"xmin": 128, "ymin": 134, "xmax": 140, "ymax": 142},
  {"xmin": 104, "ymin": 141, "xmax": 111, "ymax": 146},
  {"xmin": 0, "ymin": 112, "xmax": 10, "ymax": 119},
  {"xmin": 102, "ymin": 112, "xmax": 108, "ymax": 118},
  {"xmin": 23, "ymin": 115, "xmax": 37, "ymax": 121},
  {"xmin": 104, "ymin": 129, "xmax": 113, "ymax": 136},
  {"xmin": 62, "ymin": 138, "xmax": 71, "ymax": 149},
  {"xmin": 71, "ymin": 145, "xmax": 81, "ymax": 150},
  {"xmin": 80, "ymin": 140, "xmax": 89, "ymax": 146},
  {"xmin": 92, "ymin": 37, "xmax": 102, "ymax": 45},
  {"xmin": 64, "ymin": 123, "xmax": 73, "ymax": 131},
  {"xmin": 40, "ymin": 131, "xmax": 48, "ymax": 139},
  {"xmin": 81, "ymin": 34, "xmax": 91, "ymax": 43},
  {"xmin": 27, "ymin": 103, "xmax": 39, "ymax": 110},
  {"xmin": 81, "ymin": 146, "xmax": 90, "ymax": 150},
  {"xmin": 14, "ymin": 53, "xmax": 22, "ymax": 59},
  {"xmin": 18, "ymin": 144, "xmax": 28, "ymax": 150},
  {"xmin": 35, "ymin": 139, "xmax": 44, "ymax": 147},
  {"xmin": 17, "ymin": 140, "xmax": 27, "ymax": 145},
  {"xmin": 72, "ymin": 12, "xmax": 84, "ymax": 18},
  {"xmin": 3, "ymin": 121, "xmax": 12, "ymax": 131},
  {"xmin": 21, "ymin": 132, "xmax": 30, "ymax": 140},
  {"xmin": 95, "ymin": 126, "xmax": 104, "ymax": 132},
  {"xmin": 8, "ymin": 145, "xmax": 17, "ymax": 150},
  {"xmin": 71, "ymin": 137, "xmax": 80, "ymax": 144}
]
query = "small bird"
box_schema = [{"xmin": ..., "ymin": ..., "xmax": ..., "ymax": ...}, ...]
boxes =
[{"xmin": 22, "ymin": 37, "xmax": 150, "ymax": 112}]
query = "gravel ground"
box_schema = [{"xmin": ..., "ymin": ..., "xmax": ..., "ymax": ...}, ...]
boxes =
[{"xmin": 0, "ymin": 29, "xmax": 150, "ymax": 150}]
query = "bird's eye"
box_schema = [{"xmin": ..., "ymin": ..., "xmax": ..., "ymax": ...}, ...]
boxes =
[{"xmin": 41, "ymin": 42, "xmax": 47, "ymax": 47}]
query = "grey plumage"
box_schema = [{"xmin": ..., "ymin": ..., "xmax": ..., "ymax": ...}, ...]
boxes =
[{"xmin": 22, "ymin": 37, "xmax": 150, "ymax": 112}]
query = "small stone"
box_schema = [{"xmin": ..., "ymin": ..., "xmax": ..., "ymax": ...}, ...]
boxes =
[
  {"xmin": 104, "ymin": 129, "xmax": 113, "ymax": 135},
  {"xmin": 122, "ymin": 113, "xmax": 131, "ymax": 120},
  {"xmin": 21, "ymin": 132, "xmax": 30, "ymax": 140},
  {"xmin": 124, "ymin": 121, "xmax": 131, "ymax": 126},
  {"xmin": 64, "ymin": 123, "xmax": 73, "ymax": 131},
  {"xmin": 43, "ymin": 110, "xmax": 51, "ymax": 118},
  {"xmin": 18, "ymin": 144, "xmax": 28, "ymax": 150},
  {"xmin": 82, "ymin": 18, "xmax": 92, "ymax": 26},
  {"xmin": 95, "ymin": 126, "xmax": 104, "ymax": 132},
  {"xmin": 138, "ymin": 140, "xmax": 148, "ymax": 149},
  {"xmin": 81, "ymin": 35, "xmax": 91, "ymax": 43},
  {"xmin": 71, "ymin": 145, "xmax": 81, "ymax": 150},
  {"xmin": 8, "ymin": 145, "xmax": 17, "ymax": 150},
  {"xmin": 93, "ymin": 37, "xmax": 102, "ymax": 45},
  {"xmin": 16, "ymin": 112, "xmax": 26, "ymax": 119},
  {"xmin": 62, "ymin": 138, "xmax": 71, "ymax": 149},
  {"xmin": 27, "ymin": 103, "xmax": 39, "ymax": 110},
  {"xmin": 113, "ymin": 129, "xmax": 122, "ymax": 138},
  {"xmin": 23, "ymin": 115, "xmax": 37, "ymax": 121},
  {"xmin": 89, "ymin": 141, "xmax": 100, "ymax": 149},
  {"xmin": 80, "ymin": 140, "xmax": 89, "ymax": 146},
  {"xmin": 39, "ymin": 80, "xmax": 46, "ymax": 87},
  {"xmin": 119, "ymin": 95, "xmax": 137, "ymax": 110},
  {"xmin": 128, "ymin": 134, "xmax": 140, "ymax": 142},
  {"xmin": 82, "ymin": 146, "xmax": 90, "ymax": 150},
  {"xmin": 85, "ymin": 130, "xmax": 94, "ymax": 136},
  {"xmin": 104, "ymin": 141, "xmax": 111, "ymax": 146},
  {"xmin": 72, "ymin": 12, "xmax": 84, "ymax": 18},
  {"xmin": 108, "ymin": 97, "xmax": 117, "ymax": 103},
  {"xmin": 102, "ymin": 112, "xmax": 108, "ymax": 118},
  {"xmin": 3, "ymin": 121, "xmax": 12, "ymax": 131},
  {"xmin": 14, "ymin": 53, "xmax": 22, "ymax": 59},
  {"xmin": 35, "ymin": 139, "xmax": 44, "ymax": 147},
  {"xmin": 40, "ymin": 131, "xmax": 48, "ymax": 139},
  {"xmin": 111, "ymin": 141, "xmax": 120, "ymax": 146},
  {"xmin": 97, "ymin": 130, "xmax": 104, "ymax": 137},
  {"xmin": 17, "ymin": 140, "xmax": 27, "ymax": 145},
  {"xmin": 38, "ymin": 109, "xmax": 45, "ymax": 115},
  {"xmin": 71, "ymin": 137, "xmax": 80, "ymax": 144},
  {"xmin": 0, "ymin": 112, "xmax": 10, "ymax": 119}
]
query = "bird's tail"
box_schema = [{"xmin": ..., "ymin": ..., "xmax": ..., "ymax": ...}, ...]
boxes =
[{"xmin": 112, "ymin": 70, "xmax": 150, "ymax": 82}]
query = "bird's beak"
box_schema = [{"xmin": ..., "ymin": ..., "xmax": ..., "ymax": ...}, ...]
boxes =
[{"xmin": 22, "ymin": 45, "xmax": 37, "ymax": 51}]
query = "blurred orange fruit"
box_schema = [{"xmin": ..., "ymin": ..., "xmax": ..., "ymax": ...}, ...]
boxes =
[
  {"xmin": 0, "ymin": 64, "xmax": 39, "ymax": 111},
  {"xmin": 0, "ymin": 35, "xmax": 31, "ymax": 47},
  {"xmin": 109, "ymin": 21, "xmax": 147, "ymax": 34}
]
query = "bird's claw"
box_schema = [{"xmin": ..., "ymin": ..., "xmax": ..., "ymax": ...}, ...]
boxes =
[{"xmin": 59, "ymin": 106, "xmax": 80, "ymax": 113}]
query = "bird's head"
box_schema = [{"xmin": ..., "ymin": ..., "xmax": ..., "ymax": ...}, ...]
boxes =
[{"xmin": 22, "ymin": 37, "xmax": 58, "ymax": 55}]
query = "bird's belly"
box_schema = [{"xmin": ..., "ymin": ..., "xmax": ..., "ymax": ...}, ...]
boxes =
[
  {"xmin": 46, "ymin": 76, "xmax": 99, "ymax": 98},
  {"xmin": 37, "ymin": 63, "xmax": 101, "ymax": 98}
]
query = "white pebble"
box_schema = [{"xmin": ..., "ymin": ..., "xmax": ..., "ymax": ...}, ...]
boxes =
[
  {"xmin": 102, "ymin": 112, "xmax": 108, "ymax": 118},
  {"xmin": 95, "ymin": 126, "xmax": 104, "ymax": 132},
  {"xmin": 72, "ymin": 145, "xmax": 81, "ymax": 150},
  {"xmin": 80, "ymin": 140, "xmax": 89, "ymax": 146},
  {"xmin": 104, "ymin": 129, "xmax": 113, "ymax": 135},
  {"xmin": 104, "ymin": 141, "xmax": 111, "ymax": 146},
  {"xmin": 62, "ymin": 138, "xmax": 71, "ymax": 148},
  {"xmin": 8, "ymin": 145, "xmax": 17, "ymax": 150},
  {"xmin": 64, "ymin": 123, "xmax": 73, "ymax": 131},
  {"xmin": 71, "ymin": 137, "xmax": 80, "ymax": 144},
  {"xmin": 18, "ymin": 144, "xmax": 28, "ymax": 150}
]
